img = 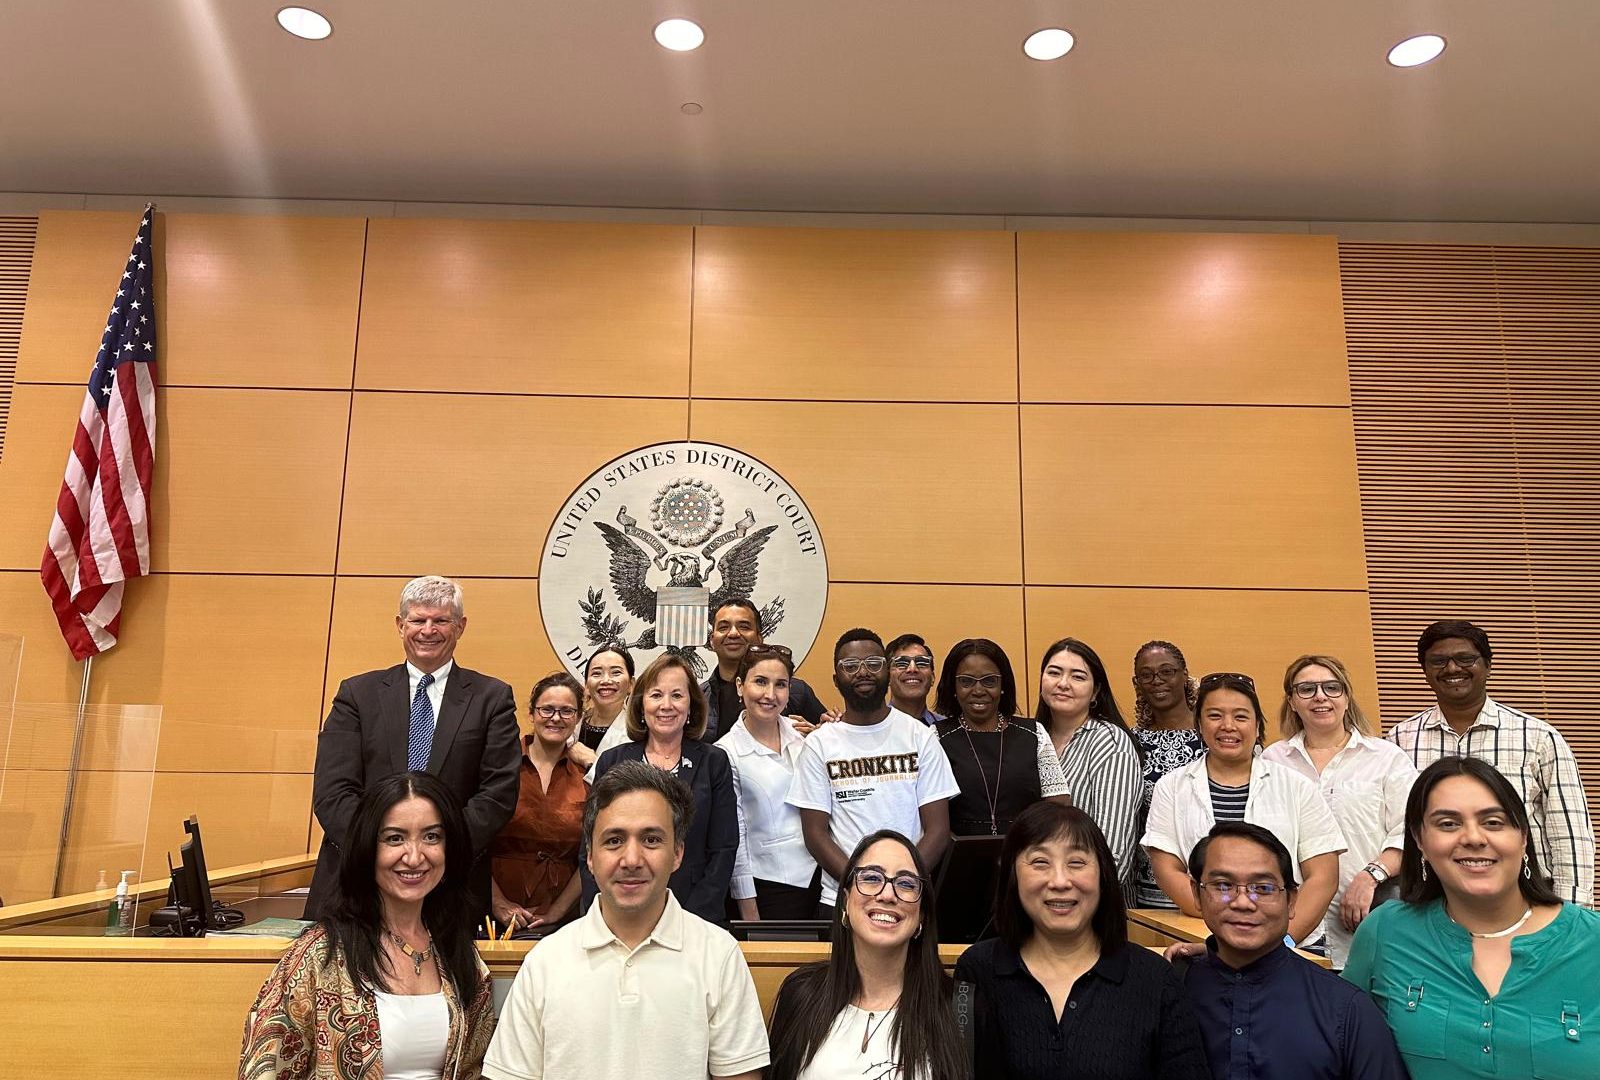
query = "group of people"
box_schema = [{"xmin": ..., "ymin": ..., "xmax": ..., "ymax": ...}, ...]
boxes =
[{"xmin": 240, "ymin": 574, "xmax": 1598, "ymax": 1078}]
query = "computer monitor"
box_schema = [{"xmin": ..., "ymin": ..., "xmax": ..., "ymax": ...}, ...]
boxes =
[
  {"xmin": 729, "ymin": 919, "xmax": 832, "ymax": 943},
  {"xmin": 933, "ymin": 834, "xmax": 1006, "ymax": 944},
  {"xmin": 180, "ymin": 816, "xmax": 217, "ymax": 927}
]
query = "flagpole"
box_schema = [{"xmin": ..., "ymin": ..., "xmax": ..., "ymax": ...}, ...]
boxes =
[{"xmin": 50, "ymin": 655, "xmax": 94, "ymax": 897}]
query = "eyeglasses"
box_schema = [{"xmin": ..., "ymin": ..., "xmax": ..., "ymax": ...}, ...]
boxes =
[
  {"xmin": 1424, "ymin": 652, "xmax": 1483, "ymax": 671},
  {"xmin": 534, "ymin": 705, "xmax": 579, "ymax": 721},
  {"xmin": 1291, "ymin": 680, "xmax": 1347, "ymax": 700},
  {"xmin": 837, "ymin": 657, "xmax": 888, "ymax": 676},
  {"xmin": 747, "ymin": 643, "xmax": 793, "ymax": 659},
  {"xmin": 1199, "ymin": 672, "xmax": 1256, "ymax": 691},
  {"xmin": 955, "ymin": 674, "xmax": 1003, "ymax": 690},
  {"xmin": 1195, "ymin": 880, "xmax": 1286, "ymax": 903},
  {"xmin": 890, "ymin": 656, "xmax": 934, "ymax": 672},
  {"xmin": 850, "ymin": 868, "xmax": 925, "ymax": 903},
  {"xmin": 1134, "ymin": 665, "xmax": 1183, "ymax": 686}
]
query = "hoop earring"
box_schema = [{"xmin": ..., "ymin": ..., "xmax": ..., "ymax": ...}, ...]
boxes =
[
  {"xmin": 913, "ymin": 924, "xmax": 923, "ymax": 940},
  {"xmin": 1523, "ymin": 854, "xmax": 1532, "ymax": 880},
  {"xmin": 1420, "ymin": 859, "xmax": 1429, "ymax": 882},
  {"xmin": 840, "ymin": 909, "xmax": 850, "ymax": 929}
]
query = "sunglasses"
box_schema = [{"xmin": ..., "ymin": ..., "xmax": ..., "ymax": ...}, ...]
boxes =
[
  {"xmin": 1198, "ymin": 671, "xmax": 1256, "ymax": 691},
  {"xmin": 747, "ymin": 643, "xmax": 793, "ymax": 659}
]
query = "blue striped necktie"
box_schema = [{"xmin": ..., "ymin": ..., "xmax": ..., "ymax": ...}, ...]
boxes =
[{"xmin": 407, "ymin": 672, "xmax": 435, "ymax": 772}]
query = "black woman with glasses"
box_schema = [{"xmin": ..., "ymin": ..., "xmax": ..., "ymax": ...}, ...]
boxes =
[
  {"xmin": 789, "ymin": 628, "xmax": 960, "ymax": 920},
  {"xmin": 767, "ymin": 830, "xmax": 969, "ymax": 1080},
  {"xmin": 933, "ymin": 638, "xmax": 1069, "ymax": 837},
  {"xmin": 1140, "ymin": 671, "xmax": 1346, "ymax": 950},
  {"xmin": 1129, "ymin": 639, "xmax": 1206, "ymax": 909},
  {"xmin": 956, "ymin": 802, "xmax": 1209, "ymax": 1080},
  {"xmin": 489, "ymin": 672, "xmax": 589, "ymax": 932}
]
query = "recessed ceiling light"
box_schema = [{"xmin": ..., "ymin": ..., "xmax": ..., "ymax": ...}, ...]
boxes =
[
  {"xmin": 654, "ymin": 18, "xmax": 705, "ymax": 52},
  {"xmin": 680, "ymin": 102, "xmax": 704, "ymax": 115},
  {"xmin": 1387, "ymin": 34, "xmax": 1446, "ymax": 68},
  {"xmin": 276, "ymin": 7, "xmax": 332, "ymax": 41},
  {"xmin": 1023, "ymin": 28, "xmax": 1075, "ymax": 61}
]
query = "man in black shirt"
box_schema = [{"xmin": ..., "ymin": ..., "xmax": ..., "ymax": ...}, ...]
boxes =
[
  {"xmin": 1182, "ymin": 822, "xmax": 1405, "ymax": 1080},
  {"xmin": 699, "ymin": 598, "xmax": 826, "ymax": 742}
]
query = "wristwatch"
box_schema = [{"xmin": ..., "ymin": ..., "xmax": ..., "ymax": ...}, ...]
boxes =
[{"xmin": 1362, "ymin": 862, "xmax": 1391, "ymax": 885}]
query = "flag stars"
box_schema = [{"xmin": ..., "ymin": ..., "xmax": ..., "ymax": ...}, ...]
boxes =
[
  {"xmin": 122, "ymin": 271, "xmax": 132, "ymax": 280},
  {"xmin": 130, "ymin": 301, "xmax": 141, "ymax": 310},
  {"xmin": 122, "ymin": 342, "xmax": 134, "ymax": 353},
  {"xmin": 142, "ymin": 342, "xmax": 153, "ymax": 352}
]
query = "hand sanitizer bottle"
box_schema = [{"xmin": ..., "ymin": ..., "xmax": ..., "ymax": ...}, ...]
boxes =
[{"xmin": 106, "ymin": 871, "xmax": 136, "ymax": 936}]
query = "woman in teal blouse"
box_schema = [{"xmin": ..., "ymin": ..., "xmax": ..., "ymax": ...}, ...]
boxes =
[{"xmin": 1344, "ymin": 756, "xmax": 1600, "ymax": 1079}]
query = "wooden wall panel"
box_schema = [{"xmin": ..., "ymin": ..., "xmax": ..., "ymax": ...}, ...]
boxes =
[
  {"xmin": 324, "ymin": 576, "xmax": 558, "ymax": 733},
  {"xmin": 0, "ymin": 570, "xmax": 109, "ymax": 704},
  {"xmin": 337, "ymin": 392, "xmax": 689, "ymax": 576},
  {"xmin": 356, "ymin": 219, "xmax": 692, "ymax": 396},
  {"xmin": 0, "ymin": 383, "xmax": 84, "ymax": 569},
  {"xmin": 0, "ymin": 768, "xmax": 70, "ymax": 904},
  {"xmin": 19, "ymin": 211, "xmax": 365, "ymax": 388},
  {"xmin": 692, "ymin": 227, "xmax": 1018, "ymax": 402},
  {"xmin": 691, "ymin": 400, "xmax": 1022, "ymax": 584},
  {"xmin": 1021, "ymin": 404, "xmax": 1369, "ymax": 591},
  {"xmin": 1024, "ymin": 585, "xmax": 1382, "ymax": 738},
  {"xmin": 1018, "ymin": 232, "xmax": 1349, "ymax": 405},
  {"xmin": 789, "ymin": 583, "xmax": 1027, "ymax": 708}
]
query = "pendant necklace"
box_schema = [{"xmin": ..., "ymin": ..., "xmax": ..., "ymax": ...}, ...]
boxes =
[
  {"xmin": 387, "ymin": 929, "xmax": 435, "ymax": 976},
  {"xmin": 860, "ymin": 996, "xmax": 901, "ymax": 1053},
  {"xmin": 960, "ymin": 716, "xmax": 1007, "ymax": 835}
]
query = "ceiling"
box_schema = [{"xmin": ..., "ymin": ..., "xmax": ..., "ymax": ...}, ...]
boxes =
[{"xmin": 2, "ymin": 1, "xmax": 1597, "ymax": 223}]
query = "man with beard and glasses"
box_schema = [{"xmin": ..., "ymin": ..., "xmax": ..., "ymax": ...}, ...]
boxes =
[{"xmin": 787, "ymin": 628, "xmax": 959, "ymax": 919}]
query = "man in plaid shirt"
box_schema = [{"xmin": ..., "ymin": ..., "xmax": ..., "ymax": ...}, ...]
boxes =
[{"xmin": 1388, "ymin": 619, "xmax": 1594, "ymax": 906}]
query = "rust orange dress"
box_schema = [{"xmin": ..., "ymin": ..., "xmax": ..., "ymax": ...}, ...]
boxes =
[{"xmin": 489, "ymin": 738, "xmax": 588, "ymax": 917}]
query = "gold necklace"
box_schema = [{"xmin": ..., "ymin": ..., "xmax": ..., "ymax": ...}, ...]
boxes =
[
  {"xmin": 959, "ymin": 716, "xmax": 1008, "ymax": 835},
  {"xmin": 386, "ymin": 929, "xmax": 435, "ymax": 977}
]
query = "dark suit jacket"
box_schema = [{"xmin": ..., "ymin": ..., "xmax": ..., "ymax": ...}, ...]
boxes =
[
  {"xmin": 580, "ymin": 738, "xmax": 739, "ymax": 925},
  {"xmin": 306, "ymin": 662, "xmax": 521, "ymax": 919}
]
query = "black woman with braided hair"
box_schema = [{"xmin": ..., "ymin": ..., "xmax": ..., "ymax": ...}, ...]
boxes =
[{"xmin": 1129, "ymin": 640, "xmax": 1205, "ymax": 909}]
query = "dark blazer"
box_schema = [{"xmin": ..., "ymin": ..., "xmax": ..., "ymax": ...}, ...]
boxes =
[
  {"xmin": 306, "ymin": 662, "xmax": 522, "ymax": 919},
  {"xmin": 580, "ymin": 738, "xmax": 739, "ymax": 925}
]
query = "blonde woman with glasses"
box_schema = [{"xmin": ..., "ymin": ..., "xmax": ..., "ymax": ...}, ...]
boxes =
[{"xmin": 1261, "ymin": 655, "xmax": 1418, "ymax": 968}]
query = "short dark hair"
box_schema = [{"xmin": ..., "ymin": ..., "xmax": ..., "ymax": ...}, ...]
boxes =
[
  {"xmin": 1416, "ymin": 620, "xmax": 1492, "ymax": 667},
  {"xmin": 1194, "ymin": 672, "xmax": 1268, "ymax": 747},
  {"xmin": 1188, "ymin": 821, "xmax": 1298, "ymax": 888},
  {"xmin": 712, "ymin": 598, "xmax": 764, "ymax": 635},
  {"xmin": 584, "ymin": 643, "xmax": 636, "ymax": 679},
  {"xmin": 885, "ymin": 633, "xmax": 934, "ymax": 662},
  {"xmin": 934, "ymin": 638, "xmax": 1018, "ymax": 719},
  {"xmin": 994, "ymin": 802, "xmax": 1126, "ymax": 953},
  {"xmin": 833, "ymin": 627, "xmax": 885, "ymax": 663},
  {"xmin": 1399, "ymin": 756, "xmax": 1561, "ymax": 906},
  {"xmin": 584, "ymin": 759, "xmax": 696, "ymax": 845},
  {"xmin": 529, "ymin": 671, "xmax": 584, "ymax": 715}
]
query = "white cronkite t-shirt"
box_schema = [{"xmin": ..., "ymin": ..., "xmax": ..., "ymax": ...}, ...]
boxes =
[{"xmin": 786, "ymin": 707, "xmax": 960, "ymax": 905}]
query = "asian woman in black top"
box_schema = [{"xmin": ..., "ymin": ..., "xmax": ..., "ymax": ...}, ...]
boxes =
[{"xmin": 954, "ymin": 802, "xmax": 1209, "ymax": 1080}]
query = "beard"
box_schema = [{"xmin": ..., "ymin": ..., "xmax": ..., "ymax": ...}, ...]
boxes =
[{"xmin": 838, "ymin": 678, "xmax": 889, "ymax": 713}]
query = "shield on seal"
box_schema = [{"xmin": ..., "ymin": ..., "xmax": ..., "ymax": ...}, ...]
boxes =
[{"xmin": 654, "ymin": 586, "xmax": 710, "ymax": 648}]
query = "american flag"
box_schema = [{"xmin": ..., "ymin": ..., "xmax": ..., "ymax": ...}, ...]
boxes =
[{"xmin": 40, "ymin": 208, "xmax": 159, "ymax": 660}]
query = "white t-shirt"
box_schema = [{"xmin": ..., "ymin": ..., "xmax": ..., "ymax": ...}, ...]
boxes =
[
  {"xmin": 795, "ymin": 1004, "xmax": 905, "ymax": 1080},
  {"xmin": 373, "ymin": 990, "xmax": 448, "ymax": 1080},
  {"xmin": 786, "ymin": 708, "xmax": 960, "ymax": 905}
]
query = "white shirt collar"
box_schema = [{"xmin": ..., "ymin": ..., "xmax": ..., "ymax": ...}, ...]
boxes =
[
  {"xmin": 579, "ymin": 889, "xmax": 685, "ymax": 953},
  {"xmin": 726, "ymin": 712, "xmax": 803, "ymax": 757},
  {"xmin": 406, "ymin": 659, "xmax": 454, "ymax": 685}
]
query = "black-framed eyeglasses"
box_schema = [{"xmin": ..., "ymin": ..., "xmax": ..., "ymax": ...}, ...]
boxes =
[
  {"xmin": 1291, "ymin": 680, "xmax": 1347, "ymax": 700},
  {"xmin": 890, "ymin": 656, "xmax": 934, "ymax": 672},
  {"xmin": 748, "ymin": 643, "xmax": 793, "ymax": 659},
  {"xmin": 1199, "ymin": 671, "xmax": 1256, "ymax": 691},
  {"xmin": 837, "ymin": 657, "xmax": 888, "ymax": 676},
  {"xmin": 534, "ymin": 705, "xmax": 579, "ymax": 720},
  {"xmin": 1195, "ymin": 880, "xmax": 1286, "ymax": 903},
  {"xmin": 1134, "ymin": 665, "xmax": 1183, "ymax": 686},
  {"xmin": 850, "ymin": 868, "xmax": 925, "ymax": 903},
  {"xmin": 1424, "ymin": 652, "xmax": 1483, "ymax": 671},
  {"xmin": 955, "ymin": 674, "xmax": 1003, "ymax": 690}
]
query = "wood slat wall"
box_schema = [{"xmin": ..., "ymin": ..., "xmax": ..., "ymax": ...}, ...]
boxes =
[
  {"xmin": 1341, "ymin": 242, "xmax": 1600, "ymax": 847},
  {"xmin": 0, "ymin": 217, "xmax": 38, "ymax": 462}
]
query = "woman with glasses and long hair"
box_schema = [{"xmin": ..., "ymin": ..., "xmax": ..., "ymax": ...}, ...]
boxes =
[
  {"xmin": 715, "ymin": 642, "xmax": 819, "ymax": 920},
  {"xmin": 1129, "ymin": 640, "xmax": 1206, "ymax": 908},
  {"xmin": 1261, "ymin": 654, "xmax": 1417, "ymax": 968},
  {"xmin": 1141, "ymin": 671, "xmax": 1345, "ymax": 949},
  {"xmin": 955, "ymin": 803, "xmax": 1208, "ymax": 1080},
  {"xmin": 1034, "ymin": 638, "xmax": 1143, "ymax": 898},
  {"xmin": 767, "ymin": 830, "xmax": 969, "ymax": 1080},
  {"xmin": 1344, "ymin": 757, "xmax": 1600, "ymax": 1078},
  {"xmin": 933, "ymin": 638, "xmax": 1069, "ymax": 837},
  {"xmin": 489, "ymin": 672, "xmax": 589, "ymax": 933},
  {"xmin": 567, "ymin": 643, "xmax": 635, "ymax": 768},
  {"xmin": 240, "ymin": 772, "xmax": 495, "ymax": 1079}
]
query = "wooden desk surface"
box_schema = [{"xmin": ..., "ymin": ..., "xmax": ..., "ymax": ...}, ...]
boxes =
[{"xmin": 1127, "ymin": 907, "xmax": 1210, "ymax": 943}]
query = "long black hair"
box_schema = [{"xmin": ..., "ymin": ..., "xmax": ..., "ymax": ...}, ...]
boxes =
[
  {"xmin": 320, "ymin": 771, "xmax": 479, "ymax": 997},
  {"xmin": 934, "ymin": 637, "xmax": 1018, "ymax": 720},
  {"xmin": 1399, "ymin": 756, "xmax": 1562, "ymax": 906},
  {"xmin": 1033, "ymin": 636, "xmax": 1141, "ymax": 763},
  {"xmin": 767, "ymin": 831, "xmax": 968, "ymax": 1080},
  {"xmin": 993, "ymin": 802, "xmax": 1127, "ymax": 953}
]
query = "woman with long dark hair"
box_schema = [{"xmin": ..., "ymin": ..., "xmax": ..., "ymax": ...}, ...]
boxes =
[
  {"xmin": 1034, "ymin": 637, "xmax": 1143, "ymax": 898},
  {"xmin": 767, "ymin": 830, "xmax": 968, "ymax": 1080},
  {"xmin": 240, "ymin": 771, "xmax": 495, "ymax": 1079},
  {"xmin": 934, "ymin": 638, "xmax": 1068, "ymax": 837},
  {"xmin": 956, "ymin": 802, "xmax": 1208, "ymax": 1079},
  {"xmin": 567, "ymin": 643, "xmax": 635, "ymax": 768},
  {"xmin": 1344, "ymin": 757, "xmax": 1600, "ymax": 1078}
]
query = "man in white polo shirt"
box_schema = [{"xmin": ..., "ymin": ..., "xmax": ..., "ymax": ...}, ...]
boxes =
[{"xmin": 484, "ymin": 761, "xmax": 768, "ymax": 1080}]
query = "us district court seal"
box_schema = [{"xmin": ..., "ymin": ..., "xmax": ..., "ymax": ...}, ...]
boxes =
[{"xmin": 539, "ymin": 441, "xmax": 829, "ymax": 678}]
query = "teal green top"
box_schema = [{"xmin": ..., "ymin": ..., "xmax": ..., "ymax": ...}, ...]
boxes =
[{"xmin": 1343, "ymin": 899, "xmax": 1600, "ymax": 1080}]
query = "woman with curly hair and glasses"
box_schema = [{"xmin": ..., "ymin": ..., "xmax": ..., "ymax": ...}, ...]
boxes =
[
  {"xmin": 1128, "ymin": 640, "xmax": 1206, "ymax": 908},
  {"xmin": 1140, "ymin": 671, "xmax": 1345, "ymax": 950}
]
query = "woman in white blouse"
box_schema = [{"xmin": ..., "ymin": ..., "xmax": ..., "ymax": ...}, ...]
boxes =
[
  {"xmin": 1140, "ymin": 671, "xmax": 1345, "ymax": 949},
  {"xmin": 1260, "ymin": 654, "xmax": 1417, "ymax": 968},
  {"xmin": 715, "ymin": 643, "xmax": 819, "ymax": 919}
]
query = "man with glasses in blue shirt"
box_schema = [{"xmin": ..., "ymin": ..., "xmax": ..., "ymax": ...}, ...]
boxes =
[
  {"xmin": 1181, "ymin": 822, "xmax": 1405, "ymax": 1080},
  {"xmin": 787, "ymin": 628, "xmax": 959, "ymax": 919},
  {"xmin": 886, "ymin": 632, "xmax": 942, "ymax": 725}
]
